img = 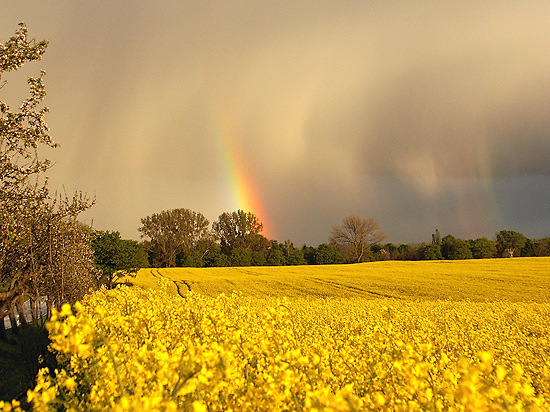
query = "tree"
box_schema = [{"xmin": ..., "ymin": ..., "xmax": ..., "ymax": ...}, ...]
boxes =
[
  {"xmin": 203, "ymin": 243, "xmax": 230, "ymax": 267},
  {"xmin": 468, "ymin": 237, "xmax": 496, "ymax": 259},
  {"xmin": 139, "ymin": 208, "xmax": 210, "ymax": 267},
  {"xmin": 384, "ymin": 243, "xmax": 398, "ymax": 260},
  {"xmin": 432, "ymin": 229, "xmax": 442, "ymax": 245},
  {"xmin": 251, "ymin": 250, "xmax": 267, "ymax": 266},
  {"xmin": 266, "ymin": 248, "xmax": 286, "ymax": 266},
  {"xmin": 1, "ymin": 24, "xmax": 50, "ymax": 324},
  {"xmin": 286, "ymin": 245, "xmax": 307, "ymax": 265},
  {"xmin": 521, "ymin": 238, "xmax": 535, "ymax": 257},
  {"xmin": 440, "ymin": 235, "xmax": 456, "ymax": 259},
  {"xmin": 421, "ymin": 243, "xmax": 442, "ymax": 260},
  {"xmin": 371, "ymin": 244, "xmax": 385, "ymax": 261},
  {"xmin": 230, "ymin": 248, "xmax": 252, "ymax": 267},
  {"xmin": 212, "ymin": 210, "xmax": 264, "ymax": 253},
  {"xmin": 27, "ymin": 213, "xmax": 98, "ymax": 308},
  {"xmin": 396, "ymin": 244, "xmax": 412, "ymax": 260},
  {"xmin": 534, "ymin": 238, "xmax": 550, "ymax": 257},
  {"xmin": 92, "ymin": 231, "xmax": 149, "ymax": 288},
  {"xmin": 178, "ymin": 251, "xmax": 205, "ymax": 268},
  {"xmin": 330, "ymin": 216, "xmax": 387, "ymax": 263},
  {"xmin": 448, "ymin": 239, "xmax": 472, "ymax": 260},
  {"xmin": 315, "ymin": 244, "xmax": 344, "ymax": 265},
  {"xmin": 441, "ymin": 235, "xmax": 472, "ymax": 260},
  {"xmin": 496, "ymin": 230, "xmax": 527, "ymax": 257},
  {"xmin": 302, "ymin": 245, "xmax": 316, "ymax": 265},
  {"xmin": 248, "ymin": 233, "xmax": 270, "ymax": 252},
  {"xmin": 182, "ymin": 237, "xmax": 220, "ymax": 267},
  {"xmin": 1, "ymin": 24, "xmax": 96, "ymax": 332}
]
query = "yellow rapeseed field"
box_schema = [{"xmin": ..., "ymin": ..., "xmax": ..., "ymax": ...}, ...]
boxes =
[
  {"xmin": 2, "ymin": 258, "xmax": 549, "ymax": 411},
  {"xmin": 125, "ymin": 257, "xmax": 550, "ymax": 302}
]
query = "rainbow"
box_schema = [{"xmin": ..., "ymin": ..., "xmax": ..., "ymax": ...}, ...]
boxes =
[{"xmin": 209, "ymin": 98, "xmax": 274, "ymax": 240}]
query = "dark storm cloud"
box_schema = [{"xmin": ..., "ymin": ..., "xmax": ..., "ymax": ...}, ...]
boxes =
[{"xmin": 2, "ymin": 1, "xmax": 549, "ymax": 244}]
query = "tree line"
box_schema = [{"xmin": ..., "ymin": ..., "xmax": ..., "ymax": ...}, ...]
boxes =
[
  {"xmin": 134, "ymin": 209, "xmax": 387, "ymax": 268},
  {"xmin": 373, "ymin": 229, "xmax": 550, "ymax": 261},
  {"xmin": 130, "ymin": 208, "xmax": 550, "ymax": 269}
]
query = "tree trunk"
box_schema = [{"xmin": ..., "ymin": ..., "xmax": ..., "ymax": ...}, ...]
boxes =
[
  {"xmin": 0, "ymin": 314, "xmax": 7, "ymax": 341},
  {"xmin": 46, "ymin": 297, "xmax": 53, "ymax": 319},
  {"xmin": 15, "ymin": 299, "xmax": 28, "ymax": 329},
  {"xmin": 8, "ymin": 306, "xmax": 19, "ymax": 335},
  {"xmin": 29, "ymin": 297, "xmax": 39, "ymax": 326}
]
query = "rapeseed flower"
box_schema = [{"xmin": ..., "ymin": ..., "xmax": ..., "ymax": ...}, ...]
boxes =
[{"xmin": 14, "ymin": 285, "xmax": 549, "ymax": 411}]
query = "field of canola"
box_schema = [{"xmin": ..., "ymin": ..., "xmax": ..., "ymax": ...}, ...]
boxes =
[
  {"xmin": 126, "ymin": 258, "xmax": 550, "ymax": 302},
  {"xmin": 2, "ymin": 258, "xmax": 550, "ymax": 411}
]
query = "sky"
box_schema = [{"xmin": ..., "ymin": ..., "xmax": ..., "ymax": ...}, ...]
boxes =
[{"xmin": 2, "ymin": 1, "xmax": 550, "ymax": 246}]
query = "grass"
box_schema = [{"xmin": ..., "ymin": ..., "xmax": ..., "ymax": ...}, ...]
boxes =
[
  {"xmin": 0, "ymin": 325, "xmax": 56, "ymax": 403},
  {"xmin": 119, "ymin": 256, "xmax": 550, "ymax": 302}
]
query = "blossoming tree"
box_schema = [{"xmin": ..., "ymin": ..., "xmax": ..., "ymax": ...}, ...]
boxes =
[{"xmin": 0, "ymin": 23, "xmax": 97, "ymax": 336}]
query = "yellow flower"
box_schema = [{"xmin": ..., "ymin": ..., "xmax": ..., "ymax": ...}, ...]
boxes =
[
  {"xmin": 60, "ymin": 303, "xmax": 73, "ymax": 317},
  {"xmin": 192, "ymin": 401, "xmax": 207, "ymax": 412},
  {"xmin": 20, "ymin": 285, "xmax": 550, "ymax": 411}
]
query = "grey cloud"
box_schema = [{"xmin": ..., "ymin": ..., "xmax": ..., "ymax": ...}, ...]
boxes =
[{"xmin": 2, "ymin": 1, "xmax": 549, "ymax": 244}]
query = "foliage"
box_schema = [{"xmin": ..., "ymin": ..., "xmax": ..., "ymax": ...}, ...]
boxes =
[
  {"xmin": 92, "ymin": 231, "xmax": 149, "ymax": 288},
  {"xmin": 139, "ymin": 208, "xmax": 210, "ymax": 267},
  {"xmin": 177, "ymin": 251, "xmax": 205, "ymax": 268},
  {"xmin": 0, "ymin": 24, "xmax": 50, "ymax": 189},
  {"xmin": 230, "ymin": 248, "xmax": 252, "ymax": 267},
  {"xmin": 396, "ymin": 244, "xmax": 413, "ymax": 260},
  {"xmin": 6, "ymin": 284, "xmax": 550, "ymax": 411},
  {"xmin": 441, "ymin": 235, "xmax": 473, "ymax": 260},
  {"xmin": 421, "ymin": 243, "xmax": 442, "ymax": 260},
  {"xmin": 330, "ymin": 216, "xmax": 386, "ymax": 263},
  {"xmin": 1, "ymin": 23, "xmax": 96, "ymax": 329},
  {"xmin": 468, "ymin": 237, "xmax": 497, "ymax": 259},
  {"xmin": 431, "ymin": 229, "xmax": 442, "ymax": 245},
  {"xmin": 449, "ymin": 239, "xmax": 473, "ymax": 260},
  {"xmin": 521, "ymin": 238, "xmax": 535, "ymax": 258},
  {"xmin": 251, "ymin": 251, "xmax": 267, "ymax": 266},
  {"xmin": 370, "ymin": 243, "xmax": 384, "ymax": 258},
  {"xmin": 314, "ymin": 244, "xmax": 344, "ymax": 265},
  {"xmin": 496, "ymin": 230, "xmax": 528, "ymax": 258},
  {"xmin": 286, "ymin": 248, "xmax": 307, "ymax": 266},
  {"xmin": 440, "ymin": 235, "xmax": 456, "ymax": 259},
  {"xmin": 203, "ymin": 244, "xmax": 230, "ymax": 268},
  {"xmin": 212, "ymin": 210, "xmax": 264, "ymax": 253},
  {"xmin": 266, "ymin": 248, "xmax": 286, "ymax": 266},
  {"xmin": 534, "ymin": 238, "xmax": 550, "ymax": 257},
  {"xmin": 129, "ymin": 205, "xmax": 547, "ymax": 268},
  {"xmin": 382, "ymin": 243, "xmax": 398, "ymax": 260},
  {"xmin": 302, "ymin": 246, "xmax": 316, "ymax": 265},
  {"xmin": 24, "ymin": 212, "xmax": 98, "ymax": 304}
]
